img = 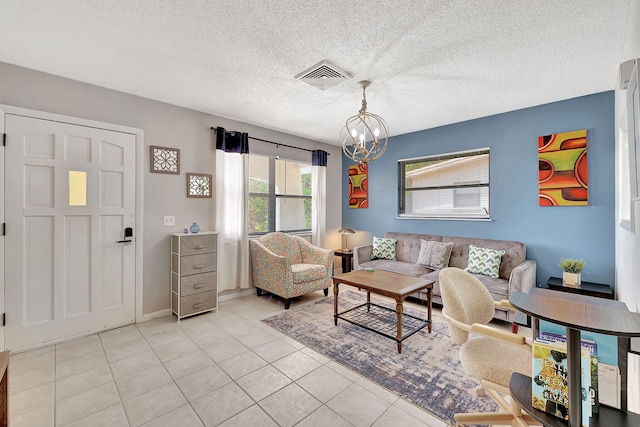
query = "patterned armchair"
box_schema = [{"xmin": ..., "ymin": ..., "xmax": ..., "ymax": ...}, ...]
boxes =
[{"xmin": 250, "ymin": 232, "xmax": 333, "ymax": 309}]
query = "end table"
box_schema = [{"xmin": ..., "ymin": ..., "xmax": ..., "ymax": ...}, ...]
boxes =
[
  {"xmin": 333, "ymin": 249, "xmax": 354, "ymax": 273},
  {"xmin": 546, "ymin": 276, "xmax": 613, "ymax": 299}
]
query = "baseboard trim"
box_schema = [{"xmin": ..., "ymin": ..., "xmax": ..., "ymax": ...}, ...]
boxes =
[
  {"xmin": 219, "ymin": 288, "xmax": 255, "ymax": 302},
  {"xmin": 140, "ymin": 308, "xmax": 172, "ymax": 322},
  {"xmin": 140, "ymin": 290, "xmax": 256, "ymax": 320}
]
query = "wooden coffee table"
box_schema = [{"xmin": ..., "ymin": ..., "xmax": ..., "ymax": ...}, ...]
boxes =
[{"xmin": 332, "ymin": 269, "xmax": 433, "ymax": 353}]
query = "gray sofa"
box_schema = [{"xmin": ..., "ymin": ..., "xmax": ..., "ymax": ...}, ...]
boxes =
[{"xmin": 353, "ymin": 232, "xmax": 536, "ymax": 323}]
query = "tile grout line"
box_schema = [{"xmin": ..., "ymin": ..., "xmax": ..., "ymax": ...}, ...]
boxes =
[
  {"xmin": 96, "ymin": 330, "xmax": 131, "ymax": 427},
  {"xmin": 136, "ymin": 320, "xmax": 207, "ymax": 426},
  {"xmin": 239, "ymin": 305, "xmax": 357, "ymax": 426},
  {"xmin": 130, "ymin": 323, "xmax": 191, "ymax": 426}
]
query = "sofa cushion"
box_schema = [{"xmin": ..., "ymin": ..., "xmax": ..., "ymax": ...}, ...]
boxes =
[
  {"xmin": 359, "ymin": 260, "xmax": 432, "ymax": 277},
  {"xmin": 384, "ymin": 232, "xmax": 444, "ymax": 263},
  {"xmin": 473, "ymin": 273, "xmax": 510, "ymax": 298},
  {"xmin": 291, "ymin": 263, "xmax": 327, "ymax": 283},
  {"xmin": 416, "ymin": 240, "xmax": 453, "ymax": 269},
  {"xmin": 372, "ymin": 236, "xmax": 397, "ymax": 260},
  {"xmin": 416, "ymin": 270, "xmax": 508, "ymax": 300},
  {"xmin": 466, "ymin": 245, "xmax": 505, "ymax": 278},
  {"xmin": 443, "ymin": 236, "xmax": 525, "ymax": 280}
]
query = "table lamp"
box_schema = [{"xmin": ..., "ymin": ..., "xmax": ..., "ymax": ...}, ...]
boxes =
[{"xmin": 338, "ymin": 227, "xmax": 356, "ymax": 252}]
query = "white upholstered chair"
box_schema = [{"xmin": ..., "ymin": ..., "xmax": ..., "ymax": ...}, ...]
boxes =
[{"xmin": 439, "ymin": 267, "xmax": 539, "ymax": 427}]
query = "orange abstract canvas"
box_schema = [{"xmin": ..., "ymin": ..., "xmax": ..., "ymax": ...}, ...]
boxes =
[
  {"xmin": 349, "ymin": 164, "xmax": 368, "ymax": 208},
  {"xmin": 538, "ymin": 129, "xmax": 588, "ymax": 206}
]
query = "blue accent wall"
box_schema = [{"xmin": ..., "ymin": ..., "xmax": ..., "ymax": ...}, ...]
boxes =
[{"xmin": 342, "ymin": 91, "xmax": 615, "ymax": 288}]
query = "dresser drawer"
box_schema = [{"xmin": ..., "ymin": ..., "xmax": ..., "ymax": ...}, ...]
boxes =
[
  {"xmin": 172, "ymin": 253, "xmax": 217, "ymax": 276},
  {"xmin": 172, "ymin": 271, "xmax": 217, "ymax": 296},
  {"xmin": 172, "ymin": 290, "xmax": 217, "ymax": 317},
  {"xmin": 172, "ymin": 234, "xmax": 217, "ymax": 256}
]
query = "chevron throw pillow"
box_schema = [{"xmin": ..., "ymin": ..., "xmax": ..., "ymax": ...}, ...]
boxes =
[
  {"xmin": 372, "ymin": 236, "xmax": 397, "ymax": 260},
  {"xmin": 465, "ymin": 245, "xmax": 505, "ymax": 278}
]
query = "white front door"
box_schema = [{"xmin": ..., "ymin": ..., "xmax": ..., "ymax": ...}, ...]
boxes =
[{"xmin": 5, "ymin": 114, "xmax": 136, "ymax": 351}]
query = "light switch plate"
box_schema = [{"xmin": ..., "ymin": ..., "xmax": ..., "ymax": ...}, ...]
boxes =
[{"xmin": 163, "ymin": 216, "xmax": 175, "ymax": 226}]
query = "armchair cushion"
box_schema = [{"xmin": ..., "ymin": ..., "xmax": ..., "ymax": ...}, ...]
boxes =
[{"xmin": 292, "ymin": 264, "xmax": 327, "ymax": 283}]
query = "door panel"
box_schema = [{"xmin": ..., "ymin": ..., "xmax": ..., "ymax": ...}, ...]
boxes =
[
  {"xmin": 101, "ymin": 215, "xmax": 126, "ymax": 308},
  {"xmin": 5, "ymin": 114, "xmax": 136, "ymax": 351},
  {"xmin": 65, "ymin": 215, "xmax": 91, "ymax": 316}
]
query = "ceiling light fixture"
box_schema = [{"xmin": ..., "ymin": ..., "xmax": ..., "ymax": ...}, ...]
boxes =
[{"xmin": 340, "ymin": 80, "xmax": 388, "ymax": 164}]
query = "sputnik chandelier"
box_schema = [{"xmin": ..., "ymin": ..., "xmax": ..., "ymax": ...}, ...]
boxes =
[{"xmin": 340, "ymin": 80, "xmax": 388, "ymax": 164}]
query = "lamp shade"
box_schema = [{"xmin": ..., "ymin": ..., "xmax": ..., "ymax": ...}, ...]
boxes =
[
  {"xmin": 338, "ymin": 227, "xmax": 356, "ymax": 235},
  {"xmin": 338, "ymin": 228, "xmax": 356, "ymax": 253}
]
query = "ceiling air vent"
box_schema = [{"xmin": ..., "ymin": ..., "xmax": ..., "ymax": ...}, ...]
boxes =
[{"xmin": 295, "ymin": 60, "xmax": 352, "ymax": 90}]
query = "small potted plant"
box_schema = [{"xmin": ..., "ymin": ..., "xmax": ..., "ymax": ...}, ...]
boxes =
[{"xmin": 558, "ymin": 258, "xmax": 585, "ymax": 287}]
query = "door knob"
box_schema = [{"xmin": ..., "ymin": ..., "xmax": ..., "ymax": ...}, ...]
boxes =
[{"xmin": 116, "ymin": 227, "xmax": 133, "ymax": 244}]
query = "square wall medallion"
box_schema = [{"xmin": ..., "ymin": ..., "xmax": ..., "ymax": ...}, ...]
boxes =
[
  {"xmin": 150, "ymin": 145, "xmax": 180, "ymax": 174},
  {"xmin": 187, "ymin": 173, "xmax": 213, "ymax": 198}
]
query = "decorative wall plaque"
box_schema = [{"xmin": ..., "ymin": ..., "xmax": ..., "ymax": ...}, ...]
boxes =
[
  {"xmin": 150, "ymin": 145, "xmax": 180, "ymax": 174},
  {"xmin": 187, "ymin": 173, "xmax": 213, "ymax": 198},
  {"xmin": 538, "ymin": 129, "xmax": 587, "ymax": 206},
  {"xmin": 348, "ymin": 163, "xmax": 368, "ymax": 208}
]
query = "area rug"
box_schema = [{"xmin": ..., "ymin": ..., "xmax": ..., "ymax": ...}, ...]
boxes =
[{"xmin": 262, "ymin": 291, "xmax": 498, "ymax": 425}]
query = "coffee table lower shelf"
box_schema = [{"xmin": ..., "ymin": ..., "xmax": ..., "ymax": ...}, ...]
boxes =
[
  {"xmin": 335, "ymin": 302, "xmax": 430, "ymax": 347},
  {"xmin": 510, "ymin": 373, "xmax": 640, "ymax": 427}
]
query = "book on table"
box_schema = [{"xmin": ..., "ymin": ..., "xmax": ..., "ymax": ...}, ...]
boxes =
[
  {"xmin": 538, "ymin": 331, "xmax": 599, "ymax": 415},
  {"xmin": 531, "ymin": 340, "xmax": 591, "ymax": 426},
  {"xmin": 538, "ymin": 320, "xmax": 621, "ymax": 409},
  {"xmin": 597, "ymin": 362, "xmax": 621, "ymax": 408}
]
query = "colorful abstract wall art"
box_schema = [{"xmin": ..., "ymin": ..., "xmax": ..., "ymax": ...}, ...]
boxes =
[
  {"xmin": 348, "ymin": 164, "xmax": 368, "ymax": 208},
  {"xmin": 538, "ymin": 129, "xmax": 588, "ymax": 206}
]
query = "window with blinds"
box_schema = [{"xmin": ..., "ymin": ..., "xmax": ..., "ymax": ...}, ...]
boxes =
[
  {"xmin": 398, "ymin": 148, "xmax": 490, "ymax": 219},
  {"xmin": 249, "ymin": 154, "xmax": 312, "ymax": 234}
]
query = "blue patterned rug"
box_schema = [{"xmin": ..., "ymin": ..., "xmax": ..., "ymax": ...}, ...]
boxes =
[{"xmin": 262, "ymin": 291, "xmax": 498, "ymax": 425}]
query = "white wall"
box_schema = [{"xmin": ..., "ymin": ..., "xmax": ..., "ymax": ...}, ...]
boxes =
[
  {"xmin": 615, "ymin": 0, "xmax": 640, "ymax": 313},
  {"xmin": 615, "ymin": 0, "xmax": 640, "ymax": 414},
  {"xmin": 0, "ymin": 61, "xmax": 343, "ymax": 315}
]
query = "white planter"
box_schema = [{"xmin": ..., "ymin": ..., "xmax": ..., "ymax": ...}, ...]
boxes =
[{"xmin": 563, "ymin": 271, "xmax": 581, "ymax": 287}]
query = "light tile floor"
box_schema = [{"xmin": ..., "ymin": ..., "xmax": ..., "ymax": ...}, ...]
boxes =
[{"xmin": 8, "ymin": 287, "xmax": 528, "ymax": 426}]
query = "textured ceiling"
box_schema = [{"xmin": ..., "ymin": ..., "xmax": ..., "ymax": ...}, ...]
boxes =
[{"xmin": 0, "ymin": 1, "xmax": 632, "ymax": 145}]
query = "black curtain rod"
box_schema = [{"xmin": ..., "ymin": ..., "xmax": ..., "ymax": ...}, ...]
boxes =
[{"xmin": 210, "ymin": 126, "xmax": 329, "ymax": 155}]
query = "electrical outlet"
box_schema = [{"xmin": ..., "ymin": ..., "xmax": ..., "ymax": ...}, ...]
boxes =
[{"xmin": 163, "ymin": 216, "xmax": 175, "ymax": 226}]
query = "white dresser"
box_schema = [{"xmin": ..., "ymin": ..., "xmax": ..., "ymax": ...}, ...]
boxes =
[{"xmin": 171, "ymin": 231, "xmax": 218, "ymax": 319}]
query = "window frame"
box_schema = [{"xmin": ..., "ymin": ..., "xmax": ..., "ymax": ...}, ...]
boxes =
[
  {"xmin": 397, "ymin": 148, "xmax": 491, "ymax": 220},
  {"xmin": 249, "ymin": 155, "xmax": 313, "ymax": 235}
]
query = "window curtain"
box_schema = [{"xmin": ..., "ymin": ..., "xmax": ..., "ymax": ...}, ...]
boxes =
[
  {"xmin": 311, "ymin": 150, "xmax": 328, "ymax": 247},
  {"xmin": 215, "ymin": 127, "xmax": 251, "ymax": 291}
]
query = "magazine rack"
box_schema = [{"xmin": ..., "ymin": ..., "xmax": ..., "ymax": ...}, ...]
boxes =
[{"xmin": 509, "ymin": 288, "xmax": 640, "ymax": 427}]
